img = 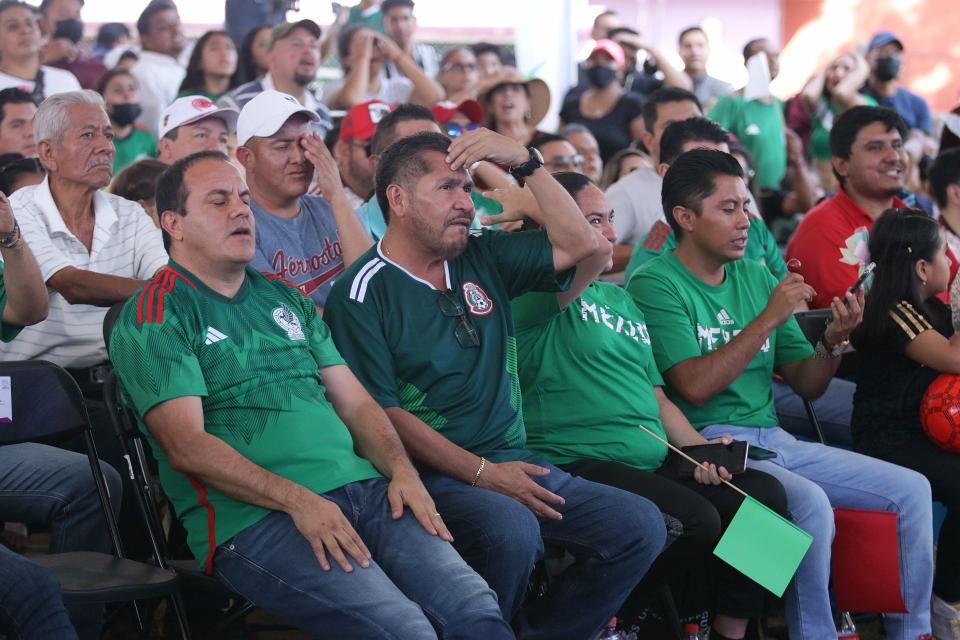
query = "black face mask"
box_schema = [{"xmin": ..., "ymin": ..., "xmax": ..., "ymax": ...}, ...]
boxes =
[
  {"xmin": 53, "ymin": 18, "xmax": 84, "ymax": 45},
  {"xmin": 586, "ymin": 65, "xmax": 617, "ymax": 89},
  {"xmin": 874, "ymin": 56, "xmax": 901, "ymax": 82},
  {"xmin": 110, "ymin": 103, "xmax": 142, "ymax": 127}
]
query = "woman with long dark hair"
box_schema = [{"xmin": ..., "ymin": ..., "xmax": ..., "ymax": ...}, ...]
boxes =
[
  {"xmin": 177, "ymin": 30, "xmax": 239, "ymax": 101},
  {"xmin": 234, "ymin": 24, "xmax": 271, "ymax": 86},
  {"xmin": 851, "ymin": 207, "xmax": 960, "ymax": 637}
]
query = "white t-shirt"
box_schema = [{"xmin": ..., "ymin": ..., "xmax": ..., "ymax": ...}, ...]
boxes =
[
  {"xmin": 0, "ymin": 66, "xmax": 81, "ymax": 100},
  {"xmin": 321, "ymin": 71, "xmax": 413, "ymax": 107},
  {"xmin": 605, "ymin": 167, "xmax": 664, "ymax": 246},
  {"xmin": 0, "ymin": 178, "xmax": 168, "ymax": 367},
  {"xmin": 132, "ymin": 50, "xmax": 185, "ymax": 136}
]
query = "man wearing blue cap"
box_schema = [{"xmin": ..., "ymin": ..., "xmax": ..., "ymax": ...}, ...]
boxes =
[{"xmin": 862, "ymin": 31, "xmax": 932, "ymax": 136}]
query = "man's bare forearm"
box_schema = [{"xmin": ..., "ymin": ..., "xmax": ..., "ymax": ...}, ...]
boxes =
[
  {"xmin": 0, "ymin": 239, "xmax": 48, "ymax": 326},
  {"xmin": 665, "ymin": 312, "xmax": 778, "ymax": 406},
  {"xmin": 48, "ymin": 266, "xmax": 148, "ymax": 306},
  {"xmin": 525, "ymin": 168, "xmax": 598, "ymax": 270},
  {"xmin": 339, "ymin": 399, "xmax": 415, "ymax": 478},
  {"xmin": 384, "ymin": 407, "xmax": 482, "ymax": 483}
]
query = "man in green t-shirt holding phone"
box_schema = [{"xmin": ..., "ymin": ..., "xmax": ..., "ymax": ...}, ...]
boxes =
[{"xmin": 628, "ymin": 148, "xmax": 935, "ymax": 639}]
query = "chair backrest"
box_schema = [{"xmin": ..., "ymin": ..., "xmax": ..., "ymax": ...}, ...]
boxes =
[
  {"xmin": 0, "ymin": 360, "xmax": 90, "ymax": 445},
  {"xmin": 103, "ymin": 370, "xmax": 172, "ymax": 568},
  {"xmin": 103, "ymin": 301, "xmax": 126, "ymax": 355},
  {"xmin": 793, "ymin": 309, "xmax": 833, "ymax": 347},
  {"xmin": 0, "ymin": 359, "xmax": 127, "ymax": 556}
]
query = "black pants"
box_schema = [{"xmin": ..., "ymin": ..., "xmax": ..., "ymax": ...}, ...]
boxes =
[
  {"xmin": 859, "ymin": 436, "xmax": 960, "ymax": 601},
  {"xmin": 561, "ymin": 456, "xmax": 788, "ymax": 619}
]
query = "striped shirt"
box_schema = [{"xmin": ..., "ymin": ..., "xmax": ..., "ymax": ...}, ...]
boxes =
[{"xmin": 0, "ymin": 177, "xmax": 167, "ymax": 367}]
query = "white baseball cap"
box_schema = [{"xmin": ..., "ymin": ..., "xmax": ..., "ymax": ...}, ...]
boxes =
[
  {"xmin": 236, "ymin": 90, "xmax": 321, "ymax": 146},
  {"xmin": 158, "ymin": 96, "xmax": 239, "ymax": 140}
]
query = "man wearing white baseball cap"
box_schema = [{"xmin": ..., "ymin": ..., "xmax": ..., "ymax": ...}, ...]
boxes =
[
  {"xmin": 156, "ymin": 95, "xmax": 239, "ymax": 165},
  {"xmin": 237, "ymin": 90, "xmax": 371, "ymax": 309}
]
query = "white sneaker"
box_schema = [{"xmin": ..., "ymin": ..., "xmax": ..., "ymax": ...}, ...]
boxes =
[{"xmin": 932, "ymin": 594, "xmax": 960, "ymax": 640}]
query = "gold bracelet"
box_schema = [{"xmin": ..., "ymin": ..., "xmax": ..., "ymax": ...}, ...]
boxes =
[{"xmin": 471, "ymin": 456, "xmax": 486, "ymax": 487}]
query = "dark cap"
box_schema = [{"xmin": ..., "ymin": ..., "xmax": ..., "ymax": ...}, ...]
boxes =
[
  {"xmin": 868, "ymin": 31, "xmax": 903, "ymax": 52},
  {"xmin": 268, "ymin": 19, "xmax": 322, "ymax": 51}
]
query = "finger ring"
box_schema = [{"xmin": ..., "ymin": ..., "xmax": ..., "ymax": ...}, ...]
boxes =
[{"xmin": 433, "ymin": 512, "xmax": 441, "ymax": 517}]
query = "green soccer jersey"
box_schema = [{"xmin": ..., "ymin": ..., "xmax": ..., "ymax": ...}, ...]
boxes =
[
  {"xmin": 709, "ymin": 95, "xmax": 786, "ymax": 190},
  {"xmin": 0, "ymin": 263, "xmax": 23, "ymax": 343},
  {"xmin": 324, "ymin": 230, "xmax": 573, "ymax": 462},
  {"xmin": 112, "ymin": 127, "xmax": 157, "ymax": 174},
  {"xmin": 110, "ymin": 262, "xmax": 380, "ymax": 571},
  {"xmin": 627, "ymin": 251, "xmax": 813, "ymax": 430},
  {"xmin": 513, "ymin": 282, "xmax": 668, "ymax": 471}
]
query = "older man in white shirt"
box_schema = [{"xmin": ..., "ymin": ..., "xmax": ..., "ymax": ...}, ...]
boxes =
[{"xmin": 2, "ymin": 90, "xmax": 166, "ymax": 385}]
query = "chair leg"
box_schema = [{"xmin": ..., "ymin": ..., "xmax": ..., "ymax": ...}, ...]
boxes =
[
  {"xmin": 170, "ymin": 591, "xmax": 192, "ymax": 640},
  {"xmin": 802, "ymin": 399, "xmax": 828, "ymax": 445}
]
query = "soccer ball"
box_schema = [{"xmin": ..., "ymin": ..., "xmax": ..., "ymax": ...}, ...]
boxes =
[{"xmin": 920, "ymin": 374, "xmax": 960, "ymax": 453}]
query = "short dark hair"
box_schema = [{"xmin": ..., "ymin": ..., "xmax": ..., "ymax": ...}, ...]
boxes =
[
  {"xmin": 593, "ymin": 9, "xmax": 618, "ymax": 26},
  {"xmin": 829, "ymin": 105, "xmax": 908, "ymax": 183},
  {"xmin": 0, "ymin": 154, "xmax": 44, "ymax": 196},
  {"xmin": 607, "ymin": 26, "xmax": 640, "ymax": 40},
  {"xmin": 661, "ymin": 149, "xmax": 744, "ymax": 237},
  {"xmin": 0, "ymin": 88, "xmax": 35, "ymax": 126},
  {"xmin": 370, "ymin": 103, "xmax": 436, "ymax": 156},
  {"xmin": 471, "ymin": 42, "xmax": 504, "ymax": 63},
  {"xmin": 0, "ymin": 0, "xmax": 33, "ymax": 17},
  {"xmin": 111, "ymin": 158, "xmax": 167, "ymax": 206},
  {"xmin": 156, "ymin": 150, "xmax": 229, "ymax": 251},
  {"xmin": 928, "ymin": 149, "xmax": 960, "ymax": 208},
  {"xmin": 678, "ymin": 26, "xmax": 706, "ymax": 44},
  {"xmin": 529, "ymin": 133, "xmax": 570, "ymax": 151},
  {"xmin": 375, "ymin": 132, "xmax": 450, "ymax": 224},
  {"xmin": 94, "ymin": 67, "xmax": 133, "ymax": 97},
  {"xmin": 96, "ymin": 22, "xmax": 129, "ymax": 50},
  {"xmin": 137, "ymin": 0, "xmax": 176, "ymax": 38},
  {"xmin": 742, "ymin": 38, "xmax": 767, "ymax": 62},
  {"xmin": 659, "ymin": 117, "xmax": 729, "ymax": 166},
  {"xmin": 38, "ymin": 0, "xmax": 83, "ymax": 15},
  {"xmin": 641, "ymin": 87, "xmax": 702, "ymax": 134},
  {"xmin": 553, "ymin": 170, "xmax": 595, "ymax": 202},
  {"xmin": 381, "ymin": 0, "xmax": 414, "ymax": 13}
]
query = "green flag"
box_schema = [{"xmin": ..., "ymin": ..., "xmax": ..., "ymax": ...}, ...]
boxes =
[{"xmin": 713, "ymin": 495, "xmax": 812, "ymax": 597}]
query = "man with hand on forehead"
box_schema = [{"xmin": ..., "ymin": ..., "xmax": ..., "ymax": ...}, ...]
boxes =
[
  {"xmin": 236, "ymin": 90, "xmax": 372, "ymax": 309},
  {"xmin": 325, "ymin": 128, "xmax": 667, "ymax": 638}
]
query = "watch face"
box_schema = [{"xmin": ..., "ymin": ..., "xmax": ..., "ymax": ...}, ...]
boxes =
[{"xmin": 530, "ymin": 147, "xmax": 544, "ymax": 165}]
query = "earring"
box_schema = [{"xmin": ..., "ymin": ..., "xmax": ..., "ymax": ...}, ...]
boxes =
[{"xmin": 921, "ymin": 277, "xmax": 927, "ymax": 285}]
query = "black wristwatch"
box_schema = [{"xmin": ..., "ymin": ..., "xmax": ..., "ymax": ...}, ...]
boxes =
[{"xmin": 508, "ymin": 147, "xmax": 544, "ymax": 182}]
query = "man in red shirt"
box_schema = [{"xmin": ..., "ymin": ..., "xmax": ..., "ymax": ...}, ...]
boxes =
[{"xmin": 787, "ymin": 106, "xmax": 957, "ymax": 308}]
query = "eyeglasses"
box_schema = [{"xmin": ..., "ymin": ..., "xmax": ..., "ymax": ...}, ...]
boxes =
[
  {"xmin": 437, "ymin": 289, "xmax": 481, "ymax": 348},
  {"xmin": 445, "ymin": 122, "xmax": 481, "ymax": 138},
  {"xmin": 544, "ymin": 154, "xmax": 585, "ymax": 170},
  {"xmin": 442, "ymin": 63, "xmax": 480, "ymax": 73}
]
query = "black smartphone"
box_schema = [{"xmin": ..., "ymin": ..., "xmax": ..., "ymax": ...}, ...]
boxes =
[
  {"xmin": 849, "ymin": 262, "xmax": 876, "ymax": 294},
  {"xmin": 677, "ymin": 441, "xmax": 748, "ymax": 476},
  {"xmin": 747, "ymin": 445, "xmax": 777, "ymax": 460}
]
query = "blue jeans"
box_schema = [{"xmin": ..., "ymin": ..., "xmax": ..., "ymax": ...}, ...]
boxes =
[
  {"xmin": 0, "ymin": 544, "xmax": 78, "ymax": 639},
  {"xmin": 701, "ymin": 425, "xmax": 933, "ymax": 640},
  {"xmin": 773, "ymin": 378, "xmax": 855, "ymax": 447},
  {"xmin": 212, "ymin": 478, "xmax": 513, "ymax": 639},
  {"xmin": 0, "ymin": 443, "xmax": 122, "ymax": 640},
  {"xmin": 422, "ymin": 457, "xmax": 667, "ymax": 640}
]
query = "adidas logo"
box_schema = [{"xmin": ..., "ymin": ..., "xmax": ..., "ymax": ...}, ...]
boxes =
[
  {"xmin": 716, "ymin": 309, "xmax": 735, "ymax": 326},
  {"xmin": 204, "ymin": 326, "xmax": 228, "ymax": 345}
]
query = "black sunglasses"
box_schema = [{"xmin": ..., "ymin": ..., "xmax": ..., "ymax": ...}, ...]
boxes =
[{"xmin": 437, "ymin": 289, "xmax": 481, "ymax": 348}]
